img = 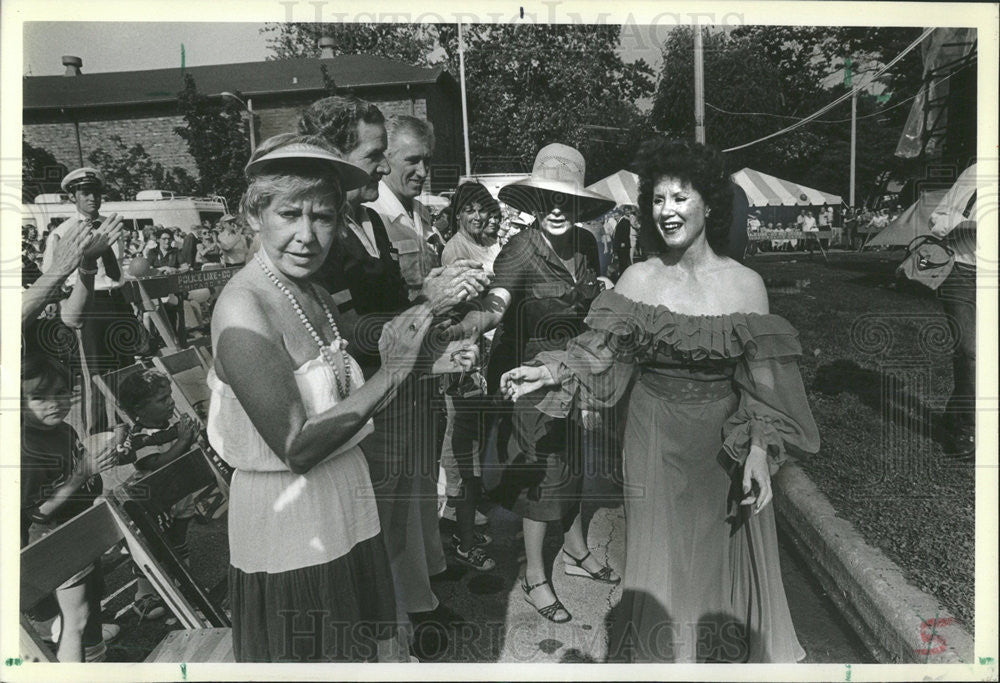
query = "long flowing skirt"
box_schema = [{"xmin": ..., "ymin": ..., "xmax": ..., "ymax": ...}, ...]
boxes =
[{"xmin": 607, "ymin": 374, "xmax": 805, "ymax": 663}]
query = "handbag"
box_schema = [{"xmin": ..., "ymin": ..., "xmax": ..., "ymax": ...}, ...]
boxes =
[{"xmin": 896, "ymin": 234, "xmax": 955, "ymax": 290}]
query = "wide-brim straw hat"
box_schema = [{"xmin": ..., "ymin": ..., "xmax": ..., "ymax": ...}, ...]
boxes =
[
  {"xmin": 499, "ymin": 143, "xmax": 615, "ymax": 222},
  {"xmin": 245, "ymin": 137, "xmax": 370, "ymax": 191}
]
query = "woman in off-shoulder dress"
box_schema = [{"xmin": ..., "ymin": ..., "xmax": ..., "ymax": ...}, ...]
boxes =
[{"xmin": 501, "ymin": 138, "xmax": 821, "ymax": 663}]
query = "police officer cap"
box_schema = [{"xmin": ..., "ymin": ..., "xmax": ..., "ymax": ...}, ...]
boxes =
[{"xmin": 61, "ymin": 167, "xmax": 105, "ymax": 193}]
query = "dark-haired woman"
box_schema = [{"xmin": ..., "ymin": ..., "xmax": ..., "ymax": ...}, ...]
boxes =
[{"xmin": 501, "ymin": 138, "xmax": 820, "ymax": 662}]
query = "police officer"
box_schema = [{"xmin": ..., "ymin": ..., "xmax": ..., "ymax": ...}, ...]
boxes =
[
  {"xmin": 43, "ymin": 167, "xmax": 141, "ymax": 431},
  {"xmin": 44, "ymin": 168, "xmax": 122, "ymax": 286}
]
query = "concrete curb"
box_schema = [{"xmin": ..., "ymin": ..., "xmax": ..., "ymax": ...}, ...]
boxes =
[{"xmin": 773, "ymin": 461, "xmax": 974, "ymax": 664}]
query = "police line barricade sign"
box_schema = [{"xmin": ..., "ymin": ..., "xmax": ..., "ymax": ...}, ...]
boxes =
[
  {"xmin": 121, "ymin": 266, "xmax": 241, "ymax": 299},
  {"xmin": 119, "ymin": 267, "xmax": 241, "ymax": 351}
]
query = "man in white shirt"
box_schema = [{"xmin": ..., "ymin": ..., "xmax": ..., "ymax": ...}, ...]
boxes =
[
  {"xmin": 42, "ymin": 168, "xmax": 139, "ymax": 431},
  {"xmin": 801, "ymin": 209, "xmax": 819, "ymax": 253},
  {"xmin": 366, "ymin": 116, "xmax": 444, "ymax": 300},
  {"xmin": 43, "ymin": 168, "xmax": 122, "ymax": 291},
  {"xmin": 929, "ymin": 163, "xmax": 981, "ymax": 460},
  {"xmin": 298, "ymin": 98, "xmax": 488, "ymax": 657}
]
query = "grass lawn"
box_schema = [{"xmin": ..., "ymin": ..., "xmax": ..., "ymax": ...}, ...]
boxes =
[{"xmin": 750, "ymin": 250, "xmax": 974, "ymax": 628}]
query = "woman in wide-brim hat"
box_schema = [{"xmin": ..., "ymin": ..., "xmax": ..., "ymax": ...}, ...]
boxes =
[
  {"xmin": 208, "ymin": 133, "xmax": 451, "ymax": 662},
  {"xmin": 443, "ymin": 143, "xmax": 618, "ymax": 624}
]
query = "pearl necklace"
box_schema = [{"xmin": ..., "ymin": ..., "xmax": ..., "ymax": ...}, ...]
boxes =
[{"xmin": 255, "ymin": 253, "xmax": 352, "ymax": 399}]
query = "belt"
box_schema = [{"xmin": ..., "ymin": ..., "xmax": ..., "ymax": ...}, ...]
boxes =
[{"xmin": 638, "ymin": 370, "xmax": 734, "ymax": 403}]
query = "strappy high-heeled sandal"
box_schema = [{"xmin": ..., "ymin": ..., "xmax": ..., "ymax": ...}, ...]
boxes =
[
  {"xmin": 521, "ymin": 577, "xmax": 571, "ymax": 623},
  {"xmin": 562, "ymin": 548, "xmax": 621, "ymax": 585}
]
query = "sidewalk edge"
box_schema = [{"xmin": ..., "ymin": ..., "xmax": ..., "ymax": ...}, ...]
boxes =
[{"xmin": 773, "ymin": 462, "xmax": 974, "ymax": 664}]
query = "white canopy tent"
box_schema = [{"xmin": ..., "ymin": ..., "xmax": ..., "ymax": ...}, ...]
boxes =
[
  {"xmin": 586, "ymin": 167, "xmax": 842, "ymax": 211},
  {"xmin": 730, "ymin": 168, "xmax": 842, "ymax": 207},
  {"xmin": 867, "ymin": 189, "xmax": 948, "ymax": 247},
  {"xmin": 586, "ymin": 170, "xmax": 640, "ymax": 207}
]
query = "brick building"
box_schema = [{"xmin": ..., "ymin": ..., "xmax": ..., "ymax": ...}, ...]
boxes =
[{"xmin": 23, "ymin": 53, "xmax": 463, "ymax": 192}]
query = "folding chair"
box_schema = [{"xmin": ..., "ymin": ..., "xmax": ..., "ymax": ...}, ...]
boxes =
[
  {"xmin": 135, "ymin": 280, "xmax": 181, "ymax": 354},
  {"xmin": 151, "ymin": 348, "xmax": 233, "ymax": 494},
  {"xmin": 152, "ymin": 348, "xmax": 209, "ymax": 423},
  {"xmin": 107, "ymin": 447, "xmax": 231, "ymax": 629},
  {"xmin": 188, "ymin": 334, "xmax": 214, "ymax": 370},
  {"xmin": 20, "ymin": 499, "xmax": 233, "ymax": 663},
  {"xmin": 92, "ymin": 361, "xmax": 147, "ymax": 429}
]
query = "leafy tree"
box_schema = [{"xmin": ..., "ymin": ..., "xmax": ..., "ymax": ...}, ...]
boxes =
[
  {"xmin": 86, "ymin": 135, "xmax": 198, "ymax": 201},
  {"xmin": 263, "ymin": 23, "xmax": 437, "ymax": 65},
  {"xmin": 651, "ymin": 26, "xmax": 926, "ymax": 202},
  {"xmin": 173, "ymin": 74, "xmax": 256, "ymax": 210},
  {"xmin": 436, "ymin": 23, "xmax": 656, "ymax": 182},
  {"xmin": 22, "ymin": 137, "xmax": 66, "ymax": 202},
  {"xmin": 263, "ymin": 22, "xmax": 655, "ymax": 183}
]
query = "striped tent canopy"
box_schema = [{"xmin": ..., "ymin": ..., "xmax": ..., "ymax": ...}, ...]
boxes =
[
  {"xmin": 731, "ymin": 167, "xmax": 842, "ymax": 207},
  {"xmin": 586, "ymin": 170, "xmax": 640, "ymax": 207}
]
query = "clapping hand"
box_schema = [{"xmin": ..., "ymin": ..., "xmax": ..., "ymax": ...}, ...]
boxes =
[
  {"xmin": 80, "ymin": 440, "xmax": 121, "ymax": 478},
  {"xmin": 379, "ymin": 304, "xmax": 435, "ymax": 377},
  {"xmin": 48, "ymin": 218, "xmax": 93, "ymax": 278},
  {"xmin": 420, "ymin": 259, "xmax": 491, "ymax": 315},
  {"xmin": 175, "ymin": 414, "xmax": 200, "ymax": 450},
  {"xmin": 81, "ymin": 213, "xmax": 125, "ymax": 262},
  {"xmin": 500, "ymin": 365, "xmax": 555, "ymax": 402}
]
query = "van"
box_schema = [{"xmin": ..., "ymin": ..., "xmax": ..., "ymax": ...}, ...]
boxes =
[{"xmin": 23, "ymin": 190, "xmax": 228, "ymax": 237}]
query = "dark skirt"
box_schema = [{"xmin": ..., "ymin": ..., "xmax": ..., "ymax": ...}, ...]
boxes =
[
  {"xmin": 229, "ymin": 534, "xmax": 397, "ymax": 662},
  {"xmin": 489, "ymin": 398, "xmax": 584, "ymax": 522}
]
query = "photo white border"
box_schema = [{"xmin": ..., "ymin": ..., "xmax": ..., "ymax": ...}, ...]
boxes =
[{"xmin": 2, "ymin": 1, "xmax": 996, "ymax": 681}]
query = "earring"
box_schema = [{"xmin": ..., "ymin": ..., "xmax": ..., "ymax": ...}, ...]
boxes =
[{"xmin": 705, "ymin": 208, "xmax": 712, "ymax": 217}]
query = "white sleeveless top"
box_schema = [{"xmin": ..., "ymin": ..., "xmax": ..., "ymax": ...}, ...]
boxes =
[{"xmin": 207, "ymin": 347, "xmax": 381, "ymax": 573}]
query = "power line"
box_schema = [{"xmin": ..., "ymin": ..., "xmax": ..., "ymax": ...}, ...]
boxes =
[
  {"xmin": 704, "ymin": 60, "xmax": 974, "ymax": 125},
  {"xmin": 705, "ymin": 96, "xmax": 913, "ymax": 123},
  {"xmin": 721, "ymin": 27, "xmax": 935, "ymax": 153}
]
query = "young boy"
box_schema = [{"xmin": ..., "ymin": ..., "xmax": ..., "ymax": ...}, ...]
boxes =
[
  {"xmin": 21, "ymin": 354, "xmax": 120, "ymax": 662},
  {"xmin": 116, "ymin": 369, "xmax": 200, "ymax": 621}
]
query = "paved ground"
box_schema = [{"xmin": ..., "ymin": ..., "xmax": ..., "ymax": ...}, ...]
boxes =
[
  {"xmin": 428, "ymin": 501, "xmax": 873, "ymax": 663},
  {"xmin": 101, "ymin": 493, "xmax": 871, "ymax": 663}
]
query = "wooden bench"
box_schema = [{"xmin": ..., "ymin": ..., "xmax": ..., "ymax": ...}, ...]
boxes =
[{"xmin": 146, "ymin": 627, "xmax": 234, "ymax": 662}]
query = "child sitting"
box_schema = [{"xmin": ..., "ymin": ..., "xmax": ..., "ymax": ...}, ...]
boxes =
[
  {"xmin": 116, "ymin": 369, "xmax": 200, "ymax": 621},
  {"xmin": 21, "ymin": 354, "xmax": 121, "ymax": 662}
]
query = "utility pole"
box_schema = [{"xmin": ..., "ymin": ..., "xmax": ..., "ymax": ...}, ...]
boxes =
[
  {"xmin": 247, "ymin": 98, "xmax": 256, "ymax": 153},
  {"xmin": 850, "ymin": 88, "xmax": 857, "ymax": 208},
  {"xmin": 458, "ymin": 21, "xmax": 472, "ymax": 177},
  {"xmin": 845, "ymin": 56, "xmax": 857, "ymax": 208},
  {"xmin": 693, "ymin": 26, "xmax": 706, "ymax": 144}
]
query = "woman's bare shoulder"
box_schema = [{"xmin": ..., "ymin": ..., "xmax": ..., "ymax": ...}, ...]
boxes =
[
  {"xmin": 613, "ymin": 260, "xmax": 659, "ymax": 300},
  {"xmin": 212, "ymin": 270, "xmax": 274, "ymax": 334}
]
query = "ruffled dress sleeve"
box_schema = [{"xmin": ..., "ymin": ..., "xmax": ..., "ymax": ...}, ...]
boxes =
[
  {"xmin": 721, "ymin": 315, "xmax": 820, "ymax": 472},
  {"xmin": 525, "ymin": 290, "xmax": 649, "ymax": 418}
]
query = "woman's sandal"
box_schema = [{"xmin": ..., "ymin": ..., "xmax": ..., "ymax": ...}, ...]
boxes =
[
  {"xmin": 521, "ymin": 578, "xmax": 572, "ymax": 623},
  {"xmin": 562, "ymin": 548, "xmax": 621, "ymax": 585}
]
